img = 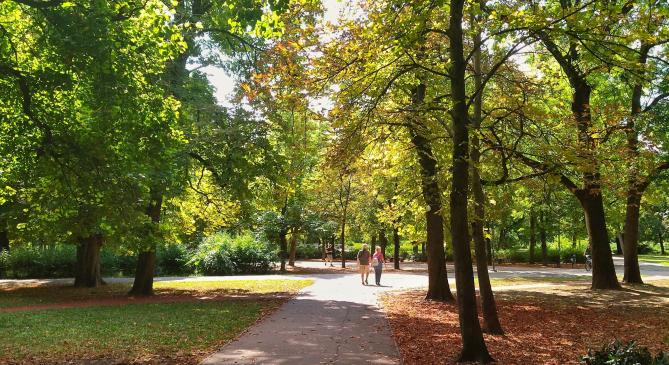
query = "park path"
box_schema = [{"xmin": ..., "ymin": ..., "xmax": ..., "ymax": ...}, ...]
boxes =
[{"xmin": 199, "ymin": 272, "xmax": 422, "ymax": 365}]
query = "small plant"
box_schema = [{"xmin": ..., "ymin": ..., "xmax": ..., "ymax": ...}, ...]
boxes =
[{"xmin": 581, "ymin": 340, "xmax": 669, "ymax": 365}]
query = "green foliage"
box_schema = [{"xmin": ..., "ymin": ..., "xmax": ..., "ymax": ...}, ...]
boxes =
[
  {"xmin": 189, "ymin": 233, "xmax": 277, "ymax": 275},
  {"xmin": 156, "ymin": 244, "xmax": 190, "ymax": 276},
  {"xmin": 581, "ymin": 340, "xmax": 669, "ymax": 365},
  {"xmin": 0, "ymin": 246, "xmax": 76, "ymax": 279}
]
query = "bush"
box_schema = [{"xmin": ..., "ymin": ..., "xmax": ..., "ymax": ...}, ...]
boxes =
[
  {"xmin": 295, "ymin": 244, "xmax": 322, "ymax": 259},
  {"xmin": 189, "ymin": 233, "xmax": 277, "ymax": 275},
  {"xmin": 157, "ymin": 244, "xmax": 189, "ymax": 275},
  {"xmin": 581, "ymin": 340, "xmax": 669, "ymax": 365},
  {"xmin": 0, "ymin": 245, "xmax": 76, "ymax": 279}
]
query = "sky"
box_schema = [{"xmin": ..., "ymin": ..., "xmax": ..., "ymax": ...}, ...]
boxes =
[{"xmin": 202, "ymin": 0, "xmax": 345, "ymax": 107}]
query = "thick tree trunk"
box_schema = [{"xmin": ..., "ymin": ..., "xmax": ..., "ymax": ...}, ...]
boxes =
[
  {"xmin": 129, "ymin": 251, "xmax": 156, "ymax": 295},
  {"xmin": 573, "ymin": 81, "xmax": 620, "ymax": 290},
  {"xmin": 379, "ymin": 229, "xmax": 388, "ymax": 258},
  {"xmin": 129, "ymin": 192, "xmax": 163, "ymax": 296},
  {"xmin": 579, "ymin": 193, "xmax": 621, "ymax": 289},
  {"xmin": 408, "ymin": 85, "xmax": 453, "ymax": 301},
  {"xmin": 529, "ymin": 212, "xmax": 537, "ymax": 264},
  {"xmin": 393, "ymin": 227, "xmax": 400, "ymax": 270},
  {"xmin": 279, "ymin": 231, "xmax": 288, "ymax": 272},
  {"xmin": 448, "ymin": 0, "xmax": 492, "ymax": 361},
  {"xmin": 289, "ymin": 229, "xmax": 297, "ymax": 267},
  {"xmin": 74, "ymin": 234, "xmax": 104, "ymax": 288},
  {"xmin": 623, "ymin": 195, "xmax": 643, "ymax": 283},
  {"xmin": 540, "ymin": 212, "xmax": 548, "ymax": 266},
  {"xmin": 538, "ymin": 26, "xmax": 620, "ymax": 291}
]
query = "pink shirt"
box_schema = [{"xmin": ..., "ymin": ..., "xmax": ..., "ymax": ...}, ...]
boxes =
[{"xmin": 373, "ymin": 252, "xmax": 384, "ymax": 263}]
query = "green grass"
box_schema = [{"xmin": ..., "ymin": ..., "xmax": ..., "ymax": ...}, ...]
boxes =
[
  {"xmin": 0, "ymin": 301, "xmax": 269, "ymax": 362},
  {"xmin": 0, "ymin": 279, "xmax": 313, "ymax": 364},
  {"xmin": 154, "ymin": 279, "xmax": 313, "ymax": 294},
  {"xmin": 639, "ymin": 254, "xmax": 669, "ymax": 267},
  {"xmin": 0, "ymin": 279, "xmax": 313, "ymax": 309}
]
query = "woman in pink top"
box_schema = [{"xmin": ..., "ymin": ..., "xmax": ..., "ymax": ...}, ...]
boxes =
[{"xmin": 372, "ymin": 246, "xmax": 385, "ymax": 286}]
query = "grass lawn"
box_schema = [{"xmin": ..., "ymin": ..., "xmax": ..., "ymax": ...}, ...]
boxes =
[
  {"xmin": 0, "ymin": 279, "xmax": 312, "ymax": 309},
  {"xmin": 0, "ymin": 279, "xmax": 313, "ymax": 364},
  {"xmin": 639, "ymin": 254, "xmax": 669, "ymax": 266}
]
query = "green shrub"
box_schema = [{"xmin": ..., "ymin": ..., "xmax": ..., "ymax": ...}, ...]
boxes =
[
  {"xmin": 581, "ymin": 340, "xmax": 669, "ymax": 365},
  {"xmin": 189, "ymin": 233, "xmax": 277, "ymax": 275},
  {"xmin": 295, "ymin": 244, "xmax": 322, "ymax": 259},
  {"xmin": 0, "ymin": 245, "xmax": 76, "ymax": 279},
  {"xmin": 157, "ymin": 244, "xmax": 189, "ymax": 275}
]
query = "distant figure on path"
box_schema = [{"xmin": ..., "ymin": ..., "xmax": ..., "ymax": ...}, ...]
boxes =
[
  {"xmin": 325, "ymin": 245, "xmax": 334, "ymax": 267},
  {"xmin": 372, "ymin": 245, "xmax": 385, "ymax": 286},
  {"xmin": 357, "ymin": 244, "xmax": 371, "ymax": 285}
]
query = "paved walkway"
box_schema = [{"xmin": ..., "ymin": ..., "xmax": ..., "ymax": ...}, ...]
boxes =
[{"xmin": 199, "ymin": 273, "xmax": 420, "ymax": 365}]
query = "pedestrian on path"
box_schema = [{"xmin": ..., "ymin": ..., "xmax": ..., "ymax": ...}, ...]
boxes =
[
  {"xmin": 357, "ymin": 244, "xmax": 371, "ymax": 285},
  {"xmin": 325, "ymin": 245, "xmax": 334, "ymax": 267},
  {"xmin": 372, "ymin": 245, "xmax": 385, "ymax": 286}
]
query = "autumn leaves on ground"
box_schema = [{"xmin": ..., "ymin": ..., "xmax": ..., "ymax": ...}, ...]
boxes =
[
  {"xmin": 0, "ymin": 280, "xmax": 312, "ymax": 365},
  {"xmin": 381, "ymin": 279, "xmax": 669, "ymax": 365}
]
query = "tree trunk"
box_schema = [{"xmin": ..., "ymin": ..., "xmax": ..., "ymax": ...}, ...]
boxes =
[
  {"xmin": 408, "ymin": 84, "xmax": 454, "ymax": 301},
  {"xmin": 538, "ymin": 24, "xmax": 620, "ymax": 291},
  {"xmin": 0, "ymin": 229, "xmax": 9, "ymax": 253},
  {"xmin": 529, "ymin": 212, "xmax": 537, "ymax": 264},
  {"xmin": 470, "ymin": 29, "xmax": 503, "ymax": 334},
  {"xmin": 393, "ymin": 226, "xmax": 400, "ymax": 270},
  {"xmin": 572, "ymin": 80, "xmax": 619, "ymax": 290},
  {"xmin": 0, "ymin": 229, "xmax": 8, "ymax": 278},
  {"xmin": 615, "ymin": 233, "xmax": 623, "ymax": 255},
  {"xmin": 279, "ymin": 231, "xmax": 288, "ymax": 272},
  {"xmin": 486, "ymin": 237, "xmax": 492, "ymax": 266},
  {"xmin": 129, "ymin": 191, "xmax": 163, "ymax": 296},
  {"xmin": 371, "ymin": 233, "xmax": 377, "ymax": 251},
  {"xmin": 448, "ymin": 0, "xmax": 492, "ymax": 361},
  {"xmin": 659, "ymin": 233, "xmax": 665, "ymax": 255},
  {"xmin": 623, "ymin": 195, "xmax": 643, "ymax": 283},
  {"xmin": 379, "ymin": 229, "xmax": 388, "ymax": 258},
  {"xmin": 289, "ymin": 229, "xmax": 297, "ymax": 267},
  {"xmin": 579, "ymin": 193, "xmax": 621, "ymax": 289},
  {"xmin": 622, "ymin": 45, "xmax": 650, "ymax": 283},
  {"xmin": 339, "ymin": 174, "xmax": 351, "ymax": 269},
  {"xmin": 540, "ymin": 212, "xmax": 548, "ymax": 266},
  {"xmin": 74, "ymin": 234, "xmax": 104, "ymax": 288}
]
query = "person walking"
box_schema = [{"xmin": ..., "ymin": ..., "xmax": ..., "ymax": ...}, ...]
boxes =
[
  {"xmin": 357, "ymin": 244, "xmax": 371, "ymax": 285},
  {"xmin": 372, "ymin": 245, "xmax": 385, "ymax": 286},
  {"xmin": 325, "ymin": 245, "xmax": 334, "ymax": 267}
]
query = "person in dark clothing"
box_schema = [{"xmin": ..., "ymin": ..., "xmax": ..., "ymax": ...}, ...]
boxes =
[{"xmin": 357, "ymin": 244, "xmax": 371, "ymax": 285}]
